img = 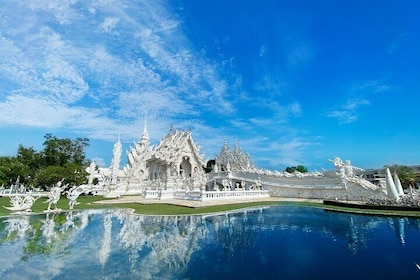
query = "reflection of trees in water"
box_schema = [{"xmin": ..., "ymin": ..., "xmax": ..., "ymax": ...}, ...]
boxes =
[
  {"xmin": 0, "ymin": 211, "xmax": 93, "ymax": 261},
  {"xmin": 23, "ymin": 212, "xmax": 88, "ymax": 260}
]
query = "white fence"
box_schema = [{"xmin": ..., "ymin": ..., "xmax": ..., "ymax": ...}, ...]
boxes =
[
  {"xmin": 144, "ymin": 189, "xmax": 269, "ymax": 201},
  {"xmin": 202, "ymin": 190, "xmax": 269, "ymax": 200}
]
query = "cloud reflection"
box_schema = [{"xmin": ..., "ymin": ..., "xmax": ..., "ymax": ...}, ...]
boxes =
[{"xmin": 0, "ymin": 207, "xmax": 419, "ymax": 279}]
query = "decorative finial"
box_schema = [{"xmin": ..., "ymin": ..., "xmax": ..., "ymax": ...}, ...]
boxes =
[{"xmin": 143, "ymin": 120, "xmax": 148, "ymax": 133}]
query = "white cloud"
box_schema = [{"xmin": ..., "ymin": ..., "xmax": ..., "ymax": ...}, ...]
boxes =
[
  {"xmin": 326, "ymin": 98, "xmax": 370, "ymax": 124},
  {"xmin": 29, "ymin": 0, "xmax": 79, "ymax": 25},
  {"xmin": 254, "ymin": 73, "xmax": 286, "ymax": 95},
  {"xmin": 349, "ymin": 80, "xmax": 391, "ymax": 94},
  {"xmin": 326, "ymin": 80, "xmax": 389, "ymax": 124},
  {"xmin": 264, "ymin": 139, "xmax": 314, "ymax": 168},
  {"xmin": 100, "ymin": 17, "xmax": 120, "ymax": 33},
  {"xmin": 0, "ymin": 0, "xmax": 236, "ymax": 142}
]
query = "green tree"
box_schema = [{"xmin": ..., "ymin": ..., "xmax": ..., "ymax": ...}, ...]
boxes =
[
  {"xmin": 42, "ymin": 134, "xmax": 89, "ymax": 166},
  {"xmin": 285, "ymin": 165, "xmax": 308, "ymax": 173},
  {"xmin": 285, "ymin": 166, "xmax": 296, "ymax": 173},
  {"xmin": 16, "ymin": 145, "xmax": 42, "ymax": 184},
  {"xmin": 296, "ymin": 165, "xmax": 308, "ymax": 173},
  {"xmin": 205, "ymin": 159, "xmax": 216, "ymax": 173},
  {"xmin": 0, "ymin": 134, "xmax": 90, "ymax": 189},
  {"xmin": 0, "ymin": 157, "xmax": 29, "ymax": 185},
  {"xmin": 33, "ymin": 134, "xmax": 90, "ymax": 189},
  {"xmin": 32, "ymin": 166, "xmax": 66, "ymax": 189}
]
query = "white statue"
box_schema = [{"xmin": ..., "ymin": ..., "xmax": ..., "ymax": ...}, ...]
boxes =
[
  {"xmin": 45, "ymin": 180, "xmax": 65, "ymax": 212},
  {"xmin": 66, "ymin": 185, "xmax": 86, "ymax": 209},
  {"xmin": 256, "ymin": 177, "xmax": 262, "ymax": 190},
  {"xmin": 329, "ymin": 157, "xmax": 346, "ymax": 178},
  {"xmin": 4, "ymin": 194, "xmax": 39, "ymax": 213},
  {"xmin": 344, "ymin": 160, "xmax": 354, "ymax": 177},
  {"xmin": 213, "ymin": 163, "xmax": 218, "ymax": 173},
  {"xmin": 329, "ymin": 157, "xmax": 365, "ymax": 178},
  {"xmin": 88, "ymin": 161, "xmax": 96, "ymax": 186}
]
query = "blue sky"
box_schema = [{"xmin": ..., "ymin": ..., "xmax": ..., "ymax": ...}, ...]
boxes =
[{"xmin": 0, "ymin": 0, "xmax": 419, "ymax": 171}]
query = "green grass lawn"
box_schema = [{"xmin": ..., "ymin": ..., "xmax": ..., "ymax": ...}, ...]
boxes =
[
  {"xmin": 0, "ymin": 195, "xmax": 285, "ymax": 217},
  {"xmin": 0, "ymin": 195, "xmax": 419, "ymax": 217}
]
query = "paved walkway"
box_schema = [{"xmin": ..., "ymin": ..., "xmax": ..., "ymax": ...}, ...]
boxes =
[{"xmin": 92, "ymin": 196, "xmax": 322, "ymax": 208}]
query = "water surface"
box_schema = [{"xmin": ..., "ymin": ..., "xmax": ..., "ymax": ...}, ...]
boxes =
[{"xmin": 0, "ymin": 206, "xmax": 419, "ymax": 279}]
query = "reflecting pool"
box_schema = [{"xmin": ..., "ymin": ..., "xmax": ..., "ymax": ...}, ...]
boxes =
[{"xmin": 0, "ymin": 206, "xmax": 419, "ymax": 279}]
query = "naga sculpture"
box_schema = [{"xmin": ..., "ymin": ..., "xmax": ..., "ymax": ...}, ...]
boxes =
[{"xmin": 4, "ymin": 194, "xmax": 39, "ymax": 213}]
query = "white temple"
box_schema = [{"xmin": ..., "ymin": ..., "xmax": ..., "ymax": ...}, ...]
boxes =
[
  {"xmin": 102, "ymin": 125, "xmax": 400, "ymax": 202},
  {"xmin": 105, "ymin": 127, "xmax": 210, "ymax": 198}
]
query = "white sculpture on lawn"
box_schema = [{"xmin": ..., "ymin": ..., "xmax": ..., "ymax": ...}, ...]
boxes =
[
  {"xmin": 66, "ymin": 185, "xmax": 87, "ymax": 209},
  {"xmin": 4, "ymin": 194, "xmax": 39, "ymax": 213},
  {"xmin": 45, "ymin": 180, "xmax": 66, "ymax": 212}
]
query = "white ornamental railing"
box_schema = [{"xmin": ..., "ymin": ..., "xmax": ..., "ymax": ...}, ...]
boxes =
[
  {"xmin": 143, "ymin": 188, "xmax": 269, "ymax": 201},
  {"xmin": 202, "ymin": 190, "xmax": 269, "ymax": 201}
]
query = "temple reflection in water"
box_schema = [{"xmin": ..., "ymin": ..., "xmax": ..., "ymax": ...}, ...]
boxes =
[{"xmin": 0, "ymin": 207, "xmax": 419, "ymax": 279}]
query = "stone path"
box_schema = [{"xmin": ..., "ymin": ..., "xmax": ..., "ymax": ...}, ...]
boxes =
[{"xmin": 92, "ymin": 196, "xmax": 322, "ymax": 208}]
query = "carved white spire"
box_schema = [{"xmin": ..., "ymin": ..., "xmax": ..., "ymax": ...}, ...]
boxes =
[
  {"xmin": 140, "ymin": 121, "xmax": 149, "ymax": 145},
  {"xmin": 110, "ymin": 135, "xmax": 122, "ymax": 184},
  {"xmin": 123, "ymin": 123, "xmax": 153, "ymax": 181}
]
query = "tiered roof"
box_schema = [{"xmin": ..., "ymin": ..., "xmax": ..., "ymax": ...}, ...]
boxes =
[
  {"xmin": 123, "ymin": 125, "xmax": 153, "ymax": 178},
  {"xmin": 215, "ymin": 140, "xmax": 255, "ymax": 171},
  {"xmin": 149, "ymin": 130, "xmax": 204, "ymax": 166}
]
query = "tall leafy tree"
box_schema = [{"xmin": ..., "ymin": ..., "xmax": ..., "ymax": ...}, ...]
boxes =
[
  {"xmin": 0, "ymin": 157, "xmax": 29, "ymax": 185},
  {"xmin": 35, "ymin": 134, "xmax": 90, "ymax": 189},
  {"xmin": 0, "ymin": 134, "xmax": 90, "ymax": 189},
  {"xmin": 42, "ymin": 134, "xmax": 89, "ymax": 166},
  {"xmin": 16, "ymin": 145, "xmax": 41, "ymax": 183}
]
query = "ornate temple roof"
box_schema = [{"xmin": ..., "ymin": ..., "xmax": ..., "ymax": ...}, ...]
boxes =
[
  {"xmin": 123, "ymin": 125, "xmax": 153, "ymax": 178},
  {"xmin": 148, "ymin": 129, "xmax": 205, "ymax": 166},
  {"xmin": 215, "ymin": 140, "xmax": 255, "ymax": 171}
]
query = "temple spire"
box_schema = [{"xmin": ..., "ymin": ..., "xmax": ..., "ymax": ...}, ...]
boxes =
[
  {"xmin": 140, "ymin": 122, "xmax": 149, "ymax": 145},
  {"xmin": 143, "ymin": 120, "xmax": 148, "ymax": 135},
  {"xmin": 110, "ymin": 135, "xmax": 122, "ymax": 184}
]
